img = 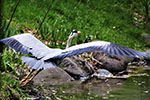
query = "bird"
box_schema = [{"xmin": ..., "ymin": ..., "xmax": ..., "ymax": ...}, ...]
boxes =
[{"xmin": 0, "ymin": 30, "xmax": 147, "ymax": 85}]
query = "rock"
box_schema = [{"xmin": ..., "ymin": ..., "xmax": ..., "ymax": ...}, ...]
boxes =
[
  {"xmin": 60, "ymin": 51, "xmax": 132, "ymax": 80},
  {"xmin": 93, "ymin": 51, "xmax": 132, "ymax": 73},
  {"xmin": 32, "ymin": 67, "xmax": 74, "ymax": 85},
  {"xmin": 92, "ymin": 69, "xmax": 113, "ymax": 79},
  {"xmin": 32, "ymin": 51, "xmax": 133, "ymax": 85},
  {"xmin": 60, "ymin": 56, "xmax": 95, "ymax": 79},
  {"xmin": 81, "ymin": 69, "xmax": 113, "ymax": 83},
  {"xmin": 60, "ymin": 57, "xmax": 85, "ymax": 79}
]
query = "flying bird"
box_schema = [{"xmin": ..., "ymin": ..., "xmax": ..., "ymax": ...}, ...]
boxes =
[{"xmin": 0, "ymin": 30, "xmax": 146, "ymax": 85}]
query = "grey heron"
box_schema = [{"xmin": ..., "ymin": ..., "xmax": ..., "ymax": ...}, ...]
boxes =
[{"xmin": 0, "ymin": 30, "xmax": 146, "ymax": 85}]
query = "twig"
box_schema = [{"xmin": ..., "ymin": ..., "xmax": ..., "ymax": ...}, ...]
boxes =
[
  {"xmin": 5, "ymin": 0, "xmax": 21, "ymax": 35},
  {"xmin": 91, "ymin": 57, "xmax": 103, "ymax": 65},
  {"xmin": 36, "ymin": 0, "xmax": 55, "ymax": 34},
  {"xmin": 0, "ymin": 0, "xmax": 4, "ymax": 65},
  {"xmin": 7, "ymin": 85, "xmax": 20, "ymax": 100}
]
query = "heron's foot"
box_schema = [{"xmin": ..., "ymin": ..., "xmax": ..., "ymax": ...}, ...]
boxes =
[
  {"xmin": 20, "ymin": 75, "xmax": 29, "ymax": 84},
  {"xmin": 20, "ymin": 69, "xmax": 42, "ymax": 86},
  {"xmin": 20, "ymin": 69, "xmax": 34, "ymax": 84},
  {"xmin": 21, "ymin": 76, "xmax": 33, "ymax": 86}
]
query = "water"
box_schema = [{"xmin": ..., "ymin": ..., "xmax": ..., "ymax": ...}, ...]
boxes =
[
  {"xmin": 29, "ymin": 69, "xmax": 150, "ymax": 100},
  {"xmin": 107, "ymin": 70, "xmax": 150, "ymax": 100},
  {"xmin": 53, "ymin": 70, "xmax": 150, "ymax": 100}
]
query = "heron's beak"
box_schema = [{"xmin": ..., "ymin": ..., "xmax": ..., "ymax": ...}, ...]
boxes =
[{"xmin": 77, "ymin": 31, "xmax": 81, "ymax": 34}]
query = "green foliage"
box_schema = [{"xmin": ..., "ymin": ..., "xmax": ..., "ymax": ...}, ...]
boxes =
[
  {"xmin": 2, "ymin": 0, "xmax": 150, "ymax": 50},
  {"xmin": 0, "ymin": 48, "xmax": 23, "ymax": 75},
  {"xmin": 0, "ymin": 73, "xmax": 25, "ymax": 99},
  {"xmin": 0, "ymin": 48, "xmax": 25, "ymax": 99},
  {"xmin": 1, "ymin": 18, "xmax": 19, "ymax": 38},
  {"xmin": 131, "ymin": 0, "xmax": 150, "ymax": 17}
]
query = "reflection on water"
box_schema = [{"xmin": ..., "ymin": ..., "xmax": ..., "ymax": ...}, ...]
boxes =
[
  {"xmin": 107, "ymin": 70, "xmax": 150, "ymax": 100},
  {"xmin": 54, "ymin": 70, "xmax": 150, "ymax": 100},
  {"xmin": 31, "ymin": 69, "xmax": 150, "ymax": 100}
]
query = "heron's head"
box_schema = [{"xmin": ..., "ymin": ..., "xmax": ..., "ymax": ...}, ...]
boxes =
[
  {"xmin": 66, "ymin": 30, "xmax": 81, "ymax": 48},
  {"xmin": 69, "ymin": 30, "xmax": 81, "ymax": 39}
]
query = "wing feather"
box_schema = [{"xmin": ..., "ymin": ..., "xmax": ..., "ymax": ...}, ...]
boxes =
[
  {"xmin": 52, "ymin": 41, "xmax": 146, "ymax": 59},
  {"xmin": 112, "ymin": 46, "xmax": 120, "ymax": 56},
  {"xmin": 1, "ymin": 34, "xmax": 146, "ymax": 61},
  {"xmin": 0, "ymin": 33, "xmax": 56, "ymax": 59}
]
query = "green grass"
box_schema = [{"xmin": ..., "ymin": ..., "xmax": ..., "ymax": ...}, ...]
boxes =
[
  {"xmin": 1, "ymin": 0, "xmax": 150, "ymax": 99},
  {"xmin": 2, "ymin": 0, "xmax": 150, "ymax": 49}
]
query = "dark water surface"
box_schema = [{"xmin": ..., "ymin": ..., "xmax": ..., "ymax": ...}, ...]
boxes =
[
  {"xmin": 30, "ymin": 69, "xmax": 150, "ymax": 100},
  {"xmin": 53, "ymin": 70, "xmax": 150, "ymax": 100},
  {"xmin": 107, "ymin": 70, "xmax": 150, "ymax": 100}
]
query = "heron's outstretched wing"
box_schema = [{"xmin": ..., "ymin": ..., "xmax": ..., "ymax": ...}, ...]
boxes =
[
  {"xmin": 52, "ymin": 41, "xmax": 146, "ymax": 59},
  {"xmin": 0, "ymin": 33, "xmax": 55, "ymax": 59}
]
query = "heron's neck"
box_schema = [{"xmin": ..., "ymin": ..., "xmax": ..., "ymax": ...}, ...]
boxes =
[{"xmin": 66, "ymin": 37, "xmax": 73, "ymax": 48}]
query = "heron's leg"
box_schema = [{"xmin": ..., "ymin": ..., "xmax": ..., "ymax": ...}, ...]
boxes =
[
  {"xmin": 20, "ymin": 69, "xmax": 35, "ymax": 84},
  {"xmin": 21, "ymin": 69, "xmax": 43, "ymax": 86}
]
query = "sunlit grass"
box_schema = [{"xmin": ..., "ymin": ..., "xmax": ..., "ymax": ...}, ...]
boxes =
[{"xmin": 2, "ymin": 0, "xmax": 149, "ymax": 50}]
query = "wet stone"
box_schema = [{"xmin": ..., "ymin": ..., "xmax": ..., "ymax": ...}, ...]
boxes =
[
  {"xmin": 32, "ymin": 67, "xmax": 74, "ymax": 86},
  {"xmin": 93, "ymin": 51, "xmax": 133, "ymax": 73}
]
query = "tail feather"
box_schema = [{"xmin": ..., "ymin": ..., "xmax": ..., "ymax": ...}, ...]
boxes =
[
  {"xmin": 22, "ymin": 56, "xmax": 57, "ymax": 70},
  {"xmin": 22, "ymin": 56, "xmax": 37, "ymax": 67},
  {"xmin": 32, "ymin": 60, "xmax": 44, "ymax": 69}
]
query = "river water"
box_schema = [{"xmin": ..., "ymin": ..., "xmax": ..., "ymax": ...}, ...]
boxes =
[
  {"xmin": 29, "ymin": 68, "xmax": 150, "ymax": 100},
  {"xmin": 52, "ymin": 69, "xmax": 150, "ymax": 100},
  {"xmin": 107, "ymin": 70, "xmax": 150, "ymax": 100}
]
